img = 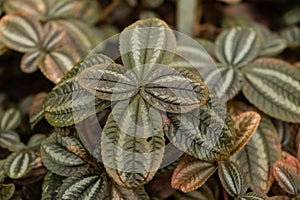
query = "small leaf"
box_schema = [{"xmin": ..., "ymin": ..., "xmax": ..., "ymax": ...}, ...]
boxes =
[
  {"xmin": 140, "ymin": 67, "xmax": 209, "ymax": 113},
  {"xmin": 0, "ymin": 160, "xmax": 6, "ymax": 183},
  {"xmin": 20, "ymin": 51, "xmax": 40, "ymax": 73},
  {"xmin": 42, "ymin": 24, "xmax": 65, "ymax": 51},
  {"xmin": 40, "ymin": 132, "xmax": 89, "ymax": 176},
  {"xmin": 0, "ymin": 108, "xmax": 21, "ymax": 130},
  {"xmin": 230, "ymin": 111, "xmax": 261, "ymax": 155},
  {"xmin": 283, "ymin": 7, "xmax": 300, "ymax": 25},
  {"xmin": 218, "ymin": 161, "xmax": 249, "ymax": 197},
  {"xmin": 101, "ymin": 96, "xmax": 165, "ymax": 188},
  {"xmin": 0, "ymin": 13, "xmax": 43, "ymax": 52},
  {"xmin": 259, "ymin": 35, "xmax": 286, "ymax": 57},
  {"xmin": 27, "ymin": 134, "xmax": 46, "ymax": 149},
  {"xmin": 171, "ymin": 155, "xmax": 217, "ymax": 192},
  {"xmin": 46, "ymin": 0, "xmax": 78, "ymax": 19},
  {"xmin": 3, "ymin": 0, "xmax": 46, "ymax": 17},
  {"xmin": 0, "ymin": 183, "xmax": 15, "ymax": 200},
  {"xmin": 237, "ymin": 192, "xmax": 268, "ymax": 200},
  {"xmin": 242, "ymin": 58, "xmax": 300, "ymax": 123},
  {"xmin": 73, "ymin": 0, "xmax": 101, "ymax": 25},
  {"xmin": 41, "ymin": 172, "xmax": 63, "ymax": 200},
  {"xmin": 216, "ymin": 27, "xmax": 260, "ymax": 68},
  {"xmin": 29, "ymin": 109, "xmax": 44, "ymax": 129},
  {"xmin": 4, "ymin": 151, "xmax": 36, "ymax": 179},
  {"xmin": 56, "ymin": 168, "xmax": 110, "ymax": 200},
  {"xmin": 165, "ymin": 94, "xmax": 236, "ymax": 161},
  {"xmin": 280, "ymin": 26, "xmax": 300, "ymax": 48},
  {"xmin": 112, "ymin": 184, "xmax": 150, "ymax": 200},
  {"xmin": 0, "ymin": 131, "xmax": 25, "ymax": 152},
  {"xmin": 119, "ymin": 18, "xmax": 176, "ymax": 68},
  {"xmin": 78, "ymin": 63, "xmax": 139, "ymax": 101}
]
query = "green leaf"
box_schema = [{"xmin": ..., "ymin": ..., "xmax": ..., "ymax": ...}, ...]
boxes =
[
  {"xmin": 0, "ymin": 108, "xmax": 21, "ymax": 130},
  {"xmin": 171, "ymin": 155, "xmax": 217, "ymax": 192},
  {"xmin": 46, "ymin": 0, "xmax": 78, "ymax": 19},
  {"xmin": 283, "ymin": 7, "xmax": 300, "ymax": 25},
  {"xmin": 165, "ymin": 94, "xmax": 236, "ymax": 161},
  {"xmin": 27, "ymin": 134, "xmax": 46, "ymax": 150},
  {"xmin": 196, "ymin": 39, "xmax": 216, "ymax": 58},
  {"xmin": 241, "ymin": 58, "xmax": 300, "ymax": 123},
  {"xmin": 216, "ymin": 27, "xmax": 260, "ymax": 68},
  {"xmin": 101, "ymin": 96, "xmax": 165, "ymax": 188},
  {"xmin": 73, "ymin": 0, "xmax": 101, "ymax": 25},
  {"xmin": 230, "ymin": 115, "xmax": 281, "ymax": 194},
  {"xmin": 140, "ymin": 67, "xmax": 209, "ymax": 113},
  {"xmin": 280, "ymin": 26, "xmax": 300, "ymax": 48},
  {"xmin": 42, "ymin": 24, "xmax": 65, "ymax": 51},
  {"xmin": 0, "ymin": 160, "xmax": 6, "ymax": 183},
  {"xmin": 29, "ymin": 108, "xmax": 44, "ymax": 129},
  {"xmin": 56, "ymin": 168, "xmax": 110, "ymax": 200},
  {"xmin": 112, "ymin": 184, "xmax": 150, "ymax": 200},
  {"xmin": 41, "ymin": 172, "xmax": 63, "ymax": 200},
  {"xmin": 0, "ymin": 13, "xmax": 43, "ymax": 52},
  {"xmin": 4, "ymin": 151, "xmax": 36, "ymax": 179},
  {"xmin": 236, "ymin": 192, "xmax": 268, "ymax": 200},
  {"xmin": 0, "ymin": 131, "xmax": 25, "ymax": 152},
  {"xmin": 259, "ymin": 35, "xmax": 286, "ymax": 57},
  {"xmin": 20, "ymin": 50, "xmax": 40, "ymax": 73},
  {"xmin": 78, "ymin": 63, "xmax": 139, "ymax": 101},
  {"xmin": 218, "ymin": 161, "xmax": 249, "ymax": 197},
  {"xmin": 40, "ymin": 132, "xmax": 89, "ymax": 176},
  {"xmin": 3, "ymin": 0, "xmax": 46, "ymax": 17},
  {"xmin": 119, "ymin": 18, "xmax": 176, "ymax": 69},
  {"xmin": 0, "ymin": 183, "xmax": 15, "ymax": 200}
]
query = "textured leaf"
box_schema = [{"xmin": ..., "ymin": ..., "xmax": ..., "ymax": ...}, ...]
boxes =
[
  {"xmin": 41, "ymin": 172, "xmax": 63, "ymax": 200},
  {"xmin": 0, "ymin": 108, "xmax": 21, "ymax": 130},
  {"xmin": 0, "ymin": 183, "xmax": 15, "ymax": 200},
  {"xmin": 259, "ymin": 35, "xmax": 286, "ymax": 57},
  {"xmin": 0, "ymin": 13, "xmax": 43, "ymax": 52},
  {"xmin": 171, "ymin": 155, "xmax": 217, "ymax": 192},
  {"xmin": 42, "ymin": 24, "xmax": 65, "ymax": 51},
  {"xmin": 218, "ymin": 161, "xmax": 249, "ymax": 197},
  {"xmin": 78, "ymin": 63, "xmax": 139, "ymax": 101},
  {"xmin": 140, "ymin": 67, "xmax": 209, "ymax": 113},
  {"xmin": 46, "ymin": 0, "xmax": 78, "ymax": 19},
  {"xmin": 40, "ymin": 132, "xmax": 89, "ymax": 176},
  {"xmin": 0, "ymin": 160, "xmax": 5, "ymax": 183},
  {"xmin": 3, "ymin": 0, "xmax": 46, "ymax": 17},
  {"xmin": 20, "ymin": 51, "xmax": 40, "ymax": 73},
  {"xmin": 280, "ymin": 152, "xmax": 300, "ymax": 174},
  {"xmin": 230, "ymin": 115, "xmax": 281, "ymax": 194},
  {"xmin": 165, "ymin": 94, "xmax": 236, "ymax": 161},
  {"xmin": 27, "ymin": 134, "xmax": 46, "ymax": 149},
  {"xmin": 216, "ymin": 27, "xmax": 260, "ymax": 68},
  {"xmin": 112, "ymin": 184, "xmax": 150, "ymax": 200},
  {"xmin": 4, "ymin": 151, "xmax": 36, "ymax": 179},
  {"xmin": 101, "ymin": 96, "xmax": 165, "ymax": 188},
  {"xmin": 119, "ymin": 18, "xmax": 176, "ymax": 69},
  {"xmin": 29, "ymin": 108, "xmax": 44, "ymax": 129},
  {"xmin": 280, "ymin": 26, "xmax": 300, "ymax": 48},
  {"xmin": 56, "ymin": 168, "xmax": 110, "ymax": 200},
  {"xmin": 236, "ymin": 192, "xmax": 268, "ymax": 200},
  {"xmin": 230, "ymin": 111, "xmax": 261, "ymax": 155},
  {"xmin": 242, "ymin": 58, "xmax": 300, "ymax": 123},
  {"xmin": 0, "ymin": 131, "xmax": 24, "ymax": 152}
]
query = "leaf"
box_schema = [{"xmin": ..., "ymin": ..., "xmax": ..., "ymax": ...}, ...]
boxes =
[
  {"xmin": 40, "ymin": 132, "xmax": 89, "ymax": 176},
  {"xmin": 0, "ymin": 131, "xmax": 25, "ymax": 152},
  {"xmin": 241, "ymin": 58, "xmax": 300, "ymax": 123},
  {"xmin": 4, "ymin": 151, "xmax": 36, "ymax": 179},
  {"xmin": 0, "ymin": 13, "xmax": 43, "ymax": 52},
  {"xmin": 42, "ymin": 24, "xmax": 65, "ymax": 51},
  {"xmin": 41, "ymin": 172, "xmax": 63, "ymax": 200},
  {"xmin": 0, "ymin": 183, "xmax": 15, "ymax": 200},
  {"xmin": 230, "ymin": 111, "xmax": 261, "ymax": 155},
  {"xmin": 78, "ymin": 63, "xmax": 139, "ymax": 101},
  {"xmin": 27, "ymin": 134, "xmax": 46, "ymax": 149},
  {"xmin": 112, "ymin": 184, "xmax": 150, "ymax": 200},
  {"xmin": 171, "ymin": 155, "xmax": 217, "ymax": 192},
  {"xmin": 0, "ymin": 160, "xmax": 6, "ymax": 183},
  {"xmin": 230, "ymin": 115, "xmax": 281, "ymax": 194},
  {"xmin": 267, "ymin": 196, "xmax": 290, "ymax": 200},
  {"xmin": 73, "ymin": 0, "xmax": 101, "ymax": 25},
  {"xmin": 29, "ymin": 108, "xmax": 44, "ymax": 129},
  {"xmin": 215, "ymin": 27, "xmax": 260, "ymax": 68},
  {"xmin": 119, "ymin": 18, "xmax": 176, "ymax": 69},
  {"xmin": 56, "ymin": 168, "xmax": 110, "ymax": 200},
  {"xmin": 280, "ymin": 152, "xmax": 300, "ymax": 174},
  {"xmin": 0, "ymin": 108, "xmax": 21, "ymax": 130},
  {"xmin": 165, "ymin": 94, "xmax": 236, "ymax": 161},
  {"xmin": 20, "ymin": 51, "xmax": 40, "ymax": 73},
  {"xmin": 273, "ymin": 162, "xmax": 300, "ymax": 196},
  {"xmin": 46, "ymin": 0, "xmax": 78, "ymax": 19},
  {"xmin": 218, "ymin": 161, "xmax": 249, "ymax": 197},
  {"xmin": 236, "ymin": 192, "xmax": 268, "ymax": 200},
  {"xmin": 280, "ymin": 26, "xmax": 300, "ymax": 48},
  {"xmin": 259, "ymin": 35, "xmax": 286, "ymax": 57},
  {"xmin": 196, "ymin": 39, "xmax": 216, "ymax": 58},
  {"xmin": 140, "ymin": 67, "xmax": 209, "ymax": 113},
  {"xmin": 3, "ymin": 0, "xmax": 46, "ymax": 17},
  {"xmin": 101, "ymin": 96, "xmax": 165, "ymax": 188},
  {"xmin": 283, "ymin": 7, "xmax": 300, "ymax": 25}
]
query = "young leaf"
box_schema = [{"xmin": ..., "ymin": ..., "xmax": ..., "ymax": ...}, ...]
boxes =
[
  {"xmin": 119, "ymin": 18, "xmax": 176, "ymax": 68},
  {"xmin": 165, "ymin": 94, "xmax": 236, "ymax": 161},
  {"xmin": 101, "ymin": 96, "xmax": 165, "ymax": 188},
  {"xmin": 230, "ymin": 111, "xmax": 261, "ymax": 155},
  {"xmin": 218, "ymin": 161, "xmax": 249, "ymax": 197},
  {"xmin": 20, "ymin": 50, "xmax": 40, "ymax": 73},
  {"xmin": 259, "ymin": 35, "xmax": 286, "ymax": 57},
  {"xmin": 0, "ymin": 131, "xmax": 24, "ymax": 152},
  {"xmin": 27, "ymin": 134, "xmax": 46, "ymax": 150},
  {"xmin": 280, "ymin": 26, "xmax": 300, "ymax": 48},
  {"xmin": 78, "ymin": 63, "xmax": 139, "ymax": 101},
  {"xmin": 215, "ymin": 27, "xmax": 260, "ymax": 68},
  {"xmin": 0, "ymin": 13, "xmax": 43, "ymax": 52},
  {"xmin": 56, "ymin": 168, "xmax": 110, "ymax": 200},
  {"xmin": 140, "ymin": 67, "xmax": 209, "ymax": 113},
  {"xmin": 230, "ymin": 115, "xmax": 281, "ymax": 194},
  {"xmin": 0, "ymin": 108, "xmax": 21, "ymax": 130},
  {"xmin": 3, "ymin": 0, "xmax": 46, "ymax": 17},
  {"xmin": 236, "ymin": 192, "xmax": 268, "ymax": 200},
  {"xmin": 171, "ymin": 155, "xmax": 218, "ymax": 192},
  {"xmin": 4, "ymin": 151, "xmax": 36, "ymax": 179},
  {"xmin": 40, "ymin": 132, "xmax": 89, "ymax": 176},
  {"xmin": 41, "ymin": 172, "xmax": 63, "ymax": 200},
  {"xmin": 112, "ymin": 184, "xmax": 150, "ymax": 200},
  {"xmin": 283, "ymin": 7, "xmax": 300, "ymax": 25},
  {"xmin": 0, "ymin": 183, "xmax": 15, "ymax": 200},
  {"xmin": 242, "ymin": 58, "xmax": 300, "ymax": 123}
]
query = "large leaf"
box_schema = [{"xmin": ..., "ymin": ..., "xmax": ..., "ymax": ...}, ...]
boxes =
[
  {"xmin": 218, "ymin": 161, "xmax": 249, "ymax": 197},
  {"xmin": 78, "ymin": 63, "xmax": 139, "ymax": 101},
  {"xmin": 140, "ymin": 67, "xmax": 209, "ymax": 113},
  {"xmin": 112, "ymin": 184, "xmax": 150, "ymax": 200},
  {"xmin": 242, "ymin": 58, "xmax": 300, "ymax": 123},
  {"xmin": 0, "ymin": 13, "xmax": 43, "ymax": 52},
  {"xmin": 101, "ymin": 96, "xmax": 165, "ymax": 188},
  {"xmin": 230, "ymin": 115, "xmax": 281, "ymax": 194},
  {"xmin": 0, "ymin": 183, "xmax": 15, "ymax": 200},
  {"xmin": 40, "ymin": 132, "xmax": 89, "ymax": 176},
  {"xmin": 0, "ymin": 108, "xmax": 21, "ymax": 131},
  {"xmin": 41, "ymin": 172, "xmax": 63, "ymax": 200},
  {"xmin": 56, "ymin": 168, "xmax": 110, "ymax": 200},
  {"xmin": 215, "ymin": 27, "xmax": 260, "ymax": 68},
  {"xmin": 119, "ymin": 18, "xmax": 176, "ymax": 69},
  {"xmin": 4, "ymin": 151, "xmax": 36, "ymax": 179},
  {"xmin": 165, "ymin": 94, "xmax": 236, "ymax": 161},
  {"xmin": 171, "ymin": 155, "xmax": 217, "ymax": 192}
]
